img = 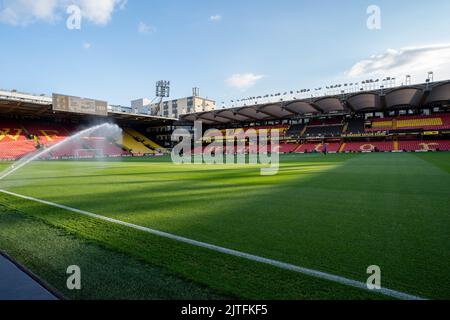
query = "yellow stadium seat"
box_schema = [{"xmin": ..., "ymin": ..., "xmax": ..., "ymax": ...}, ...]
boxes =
[
  {"xmin": 397, "ymin": 118, "xmax": 443, "ymax": 128},
  {"xmin": 124, "ymin": 128, "xmax": 166, "ymax": 152},
  {"xmin": 119, "ymin": 132, "xmax": 154, "ymax": 154},
  {"xmin": 372, "ymin": 121, "xmax": 393, "ymax": 129}
]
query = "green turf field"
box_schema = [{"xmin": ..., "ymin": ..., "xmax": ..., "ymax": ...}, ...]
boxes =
[{"xmin": 0, "ymin": 152, "xmax": 449, "ymax": 300}]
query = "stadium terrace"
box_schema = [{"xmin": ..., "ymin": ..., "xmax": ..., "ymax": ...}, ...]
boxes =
[
  {"xmin": 1, "ymin": 80, "xmax": 450, "ymax": 160},
  {"xmin": 171, "ymin": 121, "xmax": 280, "ymax": 175}
]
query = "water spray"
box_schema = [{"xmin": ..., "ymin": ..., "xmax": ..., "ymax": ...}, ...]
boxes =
[{"xmin": 0, "ymin": 123, "xmax": 121, "ymax": 181}]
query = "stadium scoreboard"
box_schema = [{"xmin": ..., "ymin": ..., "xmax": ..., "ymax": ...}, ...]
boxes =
[{"xmin": 52, "ymin": 93, "xmax": 108, "ymax": 116}]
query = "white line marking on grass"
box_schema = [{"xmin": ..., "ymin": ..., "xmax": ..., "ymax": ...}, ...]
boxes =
[{"xmin": 0, "ymin": 188, "xmax": 425, "ymax": 300}]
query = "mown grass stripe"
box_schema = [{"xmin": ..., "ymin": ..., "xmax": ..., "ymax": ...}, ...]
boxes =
[{"xmin": 0, "ymin": 188, "xmax": 425, "ymax": 300}]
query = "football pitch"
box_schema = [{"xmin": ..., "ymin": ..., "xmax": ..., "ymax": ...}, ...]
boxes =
[{"xmin": 0, "ymin": 153, "xmax": 449, "ymax": 300}]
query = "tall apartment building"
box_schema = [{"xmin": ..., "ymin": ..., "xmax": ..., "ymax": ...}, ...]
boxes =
[
  {"xmin": 131, "ymin": 96, "xmax": 216, "ymax": 118},
  {"xmin": 131, "ymin": 98, "xmax": 152, "ymax": 114}
]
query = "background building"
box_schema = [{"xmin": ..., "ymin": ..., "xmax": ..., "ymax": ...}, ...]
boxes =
[
  {"xmin": 131, "ymin": 96, "xmax": 216, "ymax": 118},
  {"xmin": 131, "ymin": 98, "xmax": 152, "ymax": 114},
  {"xmin": 153, "ymin": 96, "xmax": 215, "ymax": 118}
]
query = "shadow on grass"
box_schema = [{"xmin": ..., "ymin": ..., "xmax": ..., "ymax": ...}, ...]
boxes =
[
  {"xmin": 2, "ymin": 153, "xmax": 450, "ymax": 299},
  {"xmin": 0, "ymin": 205, "xmax": 226, "ymax": 300}
]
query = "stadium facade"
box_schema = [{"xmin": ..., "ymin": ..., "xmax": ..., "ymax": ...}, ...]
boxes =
[
  {"xmin": 0, "ymin": 79, "xmax": 450, "ymax": 160},
  {"xmin": 131, "ymin": 95, "xmax": 216, "ymax": 118},
  {"xmin": 180, "ymin": 80, "xmax": 450, "ymax": 153}
]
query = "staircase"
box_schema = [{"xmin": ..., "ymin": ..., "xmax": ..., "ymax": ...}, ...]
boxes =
[
  {"xmin": 393, "ymin": 138, "xmax": 399, "ymax": 151},
  {"xmin": 293, "ymin": 144, "xmax": 303, "ymax": 153},
  {"xmin": 342, "ymin": 123, "xmax": 349, "ymax": 134},
  {"xmin": 300, "ymin": 126, "xmax": 307, "ymax": 137},
  {"xmin": 392, "ymin": 119, "xmax": 398, "ymax": 130}
]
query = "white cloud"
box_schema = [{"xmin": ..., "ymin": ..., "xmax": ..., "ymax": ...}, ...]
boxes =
[
  {"xmin": 138, "ymin": 21, "xmax": 155, "ymax": 34},
  {"xmin": 0, "ymin": 0, "xmax": 58, "ymax": 25},
  {"xmin": 77, "ymin": 0, "xmax": 124, "ymax": 25},
  {"xmin": 346, "ymin": 44, "xmax": 450, "ymax": 82},
  {"xmin": 0, "ymin": 0, "xmax": 127, "ymax": 26},
  {"xmin": 226, "ymin": 73, "xmax": 265, "ymax": 90},
  {"xmin": 82, "ymin": 42, "xmax": 91, "ymax": 49},
  {"xmin": 209, "ymin": 14, "xmax": 221, "ymax": 22}
]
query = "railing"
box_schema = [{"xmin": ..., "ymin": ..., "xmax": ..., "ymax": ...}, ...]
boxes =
[{"xmin": 0, "ymin": 90, "xmax": 51, "ymax": 105}]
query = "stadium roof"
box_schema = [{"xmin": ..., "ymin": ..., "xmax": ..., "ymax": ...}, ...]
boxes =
[
  {"xmin": 181, "ymin": 80, "xmax": 450, "ymax": 125},
  {"xmin": 2, "ymin": 80, "xmax": 450, "ymax": 126},
  {"xmin": 0, "ymin": 90, "xmax": 177, "ymax": 124}
]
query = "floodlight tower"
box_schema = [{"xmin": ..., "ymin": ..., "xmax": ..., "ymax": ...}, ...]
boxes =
[
  {"xmin": 405, "ymin": 75, "xmax": 411, "ymax": 86},
  {"xmin": 155, "ymin": 80, "xmax": 170, "ymax": 116},
  {"xmin": 193, "ymin": 87, "xmax": 200, "ymax": 97},
  {"xmin": 426, "ymin": 72, "xmax": 434, "ymax": 90}
]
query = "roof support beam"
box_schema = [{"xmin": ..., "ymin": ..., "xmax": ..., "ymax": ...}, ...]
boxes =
[
  {"xmin": 271, "ymin": 104, "xmax": 296, "ymax": 116},
  {"xmin": 284, "ymin": 101, "xmax": 322, "ymax": 114},
  {"xmin": 380, "ymin": 95, "xmax": 387, "ymax": 110},
  {"xmin": 281, "ymin": 104, "xmax": 303, "ymax": 116},
  {"xmin": 418, "ymin": 90, "xmax": 431, "ymax": 108},
  {"xmin": 344, "ymin": 100, "xmax": 356, "ymax": 112},
  {"xmin": 234, "ymin": 109, "xmax": 262, "ymax": 121},
  {"xmin": 282, "ymin": 106, "xmax": 307, "ymax": 116},
  {"xmin": 37, "ymin": 107, "xmax": 51, "ymax": 115},
  {"xmin": 197, "ymin": 115, "xmax": 228, "ymax": 124},
  {"xmin": 309, "ymin": 103, "xmax": 324, "ymax": 113},
  {"xmin": 256, "ymin": 107, "xmax": 281, "ymax": 118},
  {"xmin": 214, "ymin": 112, "xmax": 242, "ymax": 122}
]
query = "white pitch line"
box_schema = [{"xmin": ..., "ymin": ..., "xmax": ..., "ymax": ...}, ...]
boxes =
[{"xmin": 0, "ymin": 188, "xmax": 425, "ymax": 300}]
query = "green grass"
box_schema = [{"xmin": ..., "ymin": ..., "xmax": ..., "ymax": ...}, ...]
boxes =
[
  {"xmin": 0, "ymin": 152, "xmax": 449, "ymax": 299},
  {"xmin": 0, "ymin": 205, "xmax": 224, "ymax": 300}
]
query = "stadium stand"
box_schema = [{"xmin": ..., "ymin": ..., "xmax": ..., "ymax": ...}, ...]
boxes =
[
  {"xmin": 225, "ymin": 125, "xmax": 289, "ymax": 137},
  {"xmin": 295, "ymin": 142, "xmax": 341, "ymax": 153},
  {"xmin": 0, "ymin": 140, "xmax": 36, "ymax": 160},
  {"xmin": 120, "ymin": 132, "xmax": 154, "ymax": 154},
  {"xmin": 84, "ymin": 137, "xmax": 125, "ymax": 157},
  {"xmin": 24, "ymin": 122, "xmax": 70, "ymax": 145},
  {"xmin": 1, "ymin": 80, "xmax": 450, "ymax": 160},
  {"xmin": 0, "ymin": 121, "xmax": 37, "ymax": 160},
  {"xmin": 304, "ymin": 125, "xmax": 343, "ymax": 137},
  {"xmin": 278, "ymin": 143, "xmax": 299, "ymax": 153},
  {"xmin": 302, "ymin": 117, "xmax": 344, "ymax": 137},
  {"xmin": 367, "ymin": 113, "xmax": 450, "ymax": 132},
  {"xmin": 0, "ymin": 122, "xmax": 30, "ymax": 143},
  {"xmin": 285, "ymin": 124, "xmax": 305, "ymax": 137},
  {"xmin": 396, "ymin": 114, "xmax": 450, "ymax": 130},
  {"xmin": 193, "ymin": 146, "xmax": 206, "ymax": 154},
  {"xmin": 398, "ymin": 140, "xmax": 450, "ymax": 152},
  {"xmin": 47, "ymin": 140, "xmax": 86, "ymax": 158},
  {"xmin": 346, "ymin": 118, "xmax": 366, "ymax": 135},
  {"xmin": 31, "ymin": 121, "xmax": 130, "ymax": 158},
  {"xmin": 309, "ymin": 118, "xmax": 343, "ymax": 126},
  {"xmin": 124, "ymin": 128, "xmax": 166, "ymax": 152},
  {"xmin": 342, "ymin": 141, "xmax": 394, "ymax": 152},
  {"xmin": 0, "ymin": 119, "xmax": 138, "ymax": 159}
]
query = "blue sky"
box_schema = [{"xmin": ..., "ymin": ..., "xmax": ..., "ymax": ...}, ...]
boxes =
[{"xmin": 1, "ymin": 0, "xmax": 450, "ymax": 106}]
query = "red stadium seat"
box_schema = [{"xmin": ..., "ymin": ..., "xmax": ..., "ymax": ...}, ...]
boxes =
[
  {"xmin": 342, "ymin": 141, "xmax": 394, "ymax": 152},
  {"xmin": 295, "ymin": 142, "xmax": 341, "ymax": 153},
  {"xmin": 398, "ymin": 140, "xmax": 450, "ymax": 152}
]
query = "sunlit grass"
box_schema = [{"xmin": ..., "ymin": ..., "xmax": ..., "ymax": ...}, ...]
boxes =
[{"xmin": 0, "ymin": 153, "xmax": 449, "ymax": 299}]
